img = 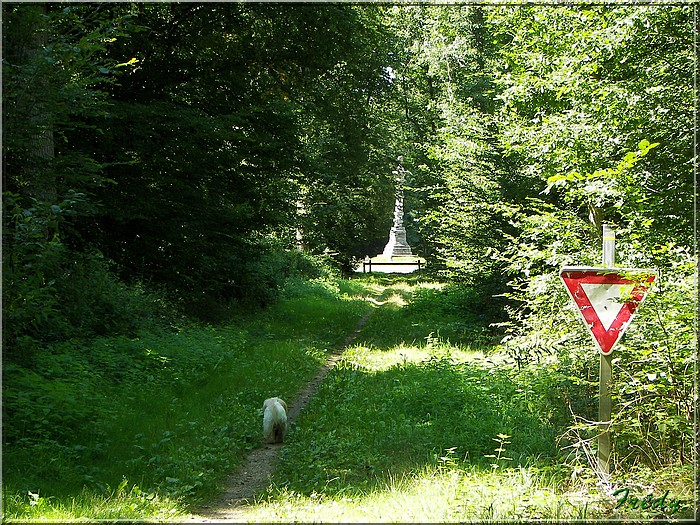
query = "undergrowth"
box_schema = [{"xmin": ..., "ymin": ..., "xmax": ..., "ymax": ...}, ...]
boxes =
[{"xmin": 2, "ymin": 273, "xmax": 372, "ymax": 520}]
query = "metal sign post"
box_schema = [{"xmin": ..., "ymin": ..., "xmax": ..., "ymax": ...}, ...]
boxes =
[{"xmin": 598, "ymin": 224, "xmax": 615, "ymax": 475}]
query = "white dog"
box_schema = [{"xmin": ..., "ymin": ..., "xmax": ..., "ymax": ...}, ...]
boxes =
[{"xmin": 262, "ymin": 397, "xmax": 288, "ymax": 444}]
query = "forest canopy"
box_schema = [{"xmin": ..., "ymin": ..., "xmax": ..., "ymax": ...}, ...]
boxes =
[{"xmin": 2, "ymin": 1, "xmax": 695, "ymax": 369}]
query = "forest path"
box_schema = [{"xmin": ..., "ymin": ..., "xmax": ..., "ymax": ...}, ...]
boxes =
[{"xmin": 190, "ymin": 309, "xmax": 374, "ymax": 522}]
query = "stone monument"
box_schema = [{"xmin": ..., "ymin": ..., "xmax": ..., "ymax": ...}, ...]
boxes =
[{"xmin": 382, "ymin": 164, "xmax": 413, "ymax": 260}]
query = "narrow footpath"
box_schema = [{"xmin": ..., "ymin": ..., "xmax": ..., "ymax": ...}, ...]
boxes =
[{"xmin": 190, "ymin": 311, "xmax": 373, "ymax": 522}]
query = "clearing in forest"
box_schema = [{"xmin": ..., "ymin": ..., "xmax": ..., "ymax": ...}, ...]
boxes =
[{"xmin": 190, "ymin": 275, "xmax": 694, "ymax": 522}]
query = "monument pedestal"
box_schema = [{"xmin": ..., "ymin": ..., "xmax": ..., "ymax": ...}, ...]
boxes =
[{"xmin": 382, "ymin": 225, "xmax": 413, "ymax": 259}]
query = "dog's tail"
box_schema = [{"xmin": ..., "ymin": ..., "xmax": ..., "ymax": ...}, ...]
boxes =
[{"xmin": 271, "ymin": 402, "xmax": 288, "ymax": 442}]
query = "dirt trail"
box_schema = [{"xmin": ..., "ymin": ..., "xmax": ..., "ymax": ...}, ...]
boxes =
[{"xmin": 190, "ymin": 311, "xmax": 373, "ymax": 522}]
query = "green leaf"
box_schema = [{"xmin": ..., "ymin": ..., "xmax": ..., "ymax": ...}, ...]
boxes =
[
  {"xmin": 638, "ymin": 140, "xmax": 660, "ymax": 155},
  {"xmin": 115, "ymin": 57, "xmax": 140, "ymax": 68}
]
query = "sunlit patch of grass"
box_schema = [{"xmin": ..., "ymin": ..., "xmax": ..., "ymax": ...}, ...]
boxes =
[
  {"xmin": 343, "ymin": 340, "xmax": 498, "ymax": 373},
  {"xmin": 241, "ymin": 460, "xmax": 693, "ymax": 522},
  {"xmin": 264, "ymin": 341, "xmax": 562, "ymax": 508},
  {"xmin": 354, "ymin": 273, "xmax": 443, "ymax": 289},
  {"xmin": 2, "ymin": 481, "xmax": 186, "ymax": 522},
  {"xmin": 237, "ymin": 462, "xmax": 602, "ymax": 522},
  {"xmin": 352, "ymin": 276, "xmax": 499, "ymax": 352}
]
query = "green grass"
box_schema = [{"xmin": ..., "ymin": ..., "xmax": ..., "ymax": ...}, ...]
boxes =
[
  {"xmin": 3, "ymin": 274, "xmax": 694, "ymax": 522},
  {"xmin": 227, "ymin": 276, "xmax": 695, "ymax": 522},
  {"xmin": 243, "ymin": 464, "xmax": 594, "ymax": 522},
  {"xmin": 256, "ymin": 342, "xmax": 562, "ymax": 509},
  {"xmin": 243, "ymin": 339, "xmax": 694, "ymax": 521},
  {"xmin": 2, "ymin": 274, "xmax": 372, "ymax": 521},
  {"xmin": 2, "ymin": 481, "xmax": 186, "ymax": 522}
]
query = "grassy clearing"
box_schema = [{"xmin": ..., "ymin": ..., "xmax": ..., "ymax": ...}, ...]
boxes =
[
  {"xmin": 233, "ymin": 275, "xmax": 695, "ymax": 522},
  {"xmin": 3, "ymin": 275, "xmax": 373, "ymax": 521},
  {"xmin": 4, "ymin": 274, "xmax": 694, "ymax": 522},
  {"xmin": 244, "ymin": 465, "xmax": 594, "ymax": 522}
]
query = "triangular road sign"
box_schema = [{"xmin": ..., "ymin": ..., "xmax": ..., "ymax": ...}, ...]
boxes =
[{"xmin": 560, "ymin": 267, "xmax": 656, "ymax": 355}]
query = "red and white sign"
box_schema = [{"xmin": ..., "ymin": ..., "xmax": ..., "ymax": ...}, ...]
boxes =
[{"xmin": 560, "ymin": 267, "xmax": 656, "ymax": 355}]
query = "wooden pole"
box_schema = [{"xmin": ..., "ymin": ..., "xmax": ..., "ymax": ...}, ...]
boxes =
[{"xmin": 598, "ymin": 224, "xmax": 615, "ymax": 475}]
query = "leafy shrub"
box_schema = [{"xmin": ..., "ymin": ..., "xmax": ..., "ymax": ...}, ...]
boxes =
[
  {"xmin": 55, "ymin": 253, "xmax": 174, "ymax": 337},
  {"xmin": 608, "ymin": 253, "xmax": 695, "ymax": 468},
  {"xmin": 3, "ymin": 193, "xmax": 72, "ymax": 363},
  {"xmin": 2, "ymin": 191, "xmax": 177, "ymax": 365},
  {"xmin": 184, "ymin": 235, "xmax": 339, "ymax": 322}
]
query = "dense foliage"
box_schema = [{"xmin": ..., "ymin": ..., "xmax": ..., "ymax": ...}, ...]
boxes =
[
  {"xmin": 2, "ymin": 2, "xmax": 695, "ymax": 519},
  {"xmin": 3, "ymin": 2, "xmax": 397, "ymax": 348}
]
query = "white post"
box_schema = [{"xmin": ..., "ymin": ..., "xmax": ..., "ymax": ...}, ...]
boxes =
[{"xmin": 602, "ymin": 224, "xmax": 615, "ymax": 267}]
